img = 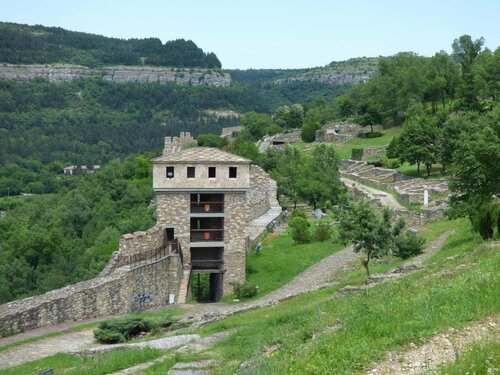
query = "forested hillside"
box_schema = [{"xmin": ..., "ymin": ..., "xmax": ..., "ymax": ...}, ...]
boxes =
[{"xmin": 0, "ymin": 22, "xmax": 221, "ymax": 68}]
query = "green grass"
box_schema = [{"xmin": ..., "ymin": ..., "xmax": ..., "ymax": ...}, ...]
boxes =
[
  {"xmin": 330, "ymin": 127, "xmax": 402, "ymax": 160},
  {"xmin": 196, "ymin": 219, "xmax": 499, "ymax": 374},
  {"xmin": 437, "ymin": 340, "xmax": 500, "ymax": 374},
  {"xmin": 397, "ymin": 162, "xmax": 447, "ymax": 179},
  {"xmin": 223, "ymin": 227, "xmax": 344, "ymax": 302},
  {"xmin": 0, "ymin": 348, "xmax": 163, "ymax": 375}
]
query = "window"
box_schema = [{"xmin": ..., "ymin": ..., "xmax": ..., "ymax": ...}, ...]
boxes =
[
  {"xmin": 187, "ymin": 166, "xmax": 195, "ymax": 178},
  {"xmin": 208, "ymin": 166, "xmax": 216, "ymax": 178},
  {"xmin": 166, "ymin": 166, "xmax": 174, "ymax": 178},
  {"xmin": 229, "ymin": 166, "xmax": 237, "ymax": 178}
]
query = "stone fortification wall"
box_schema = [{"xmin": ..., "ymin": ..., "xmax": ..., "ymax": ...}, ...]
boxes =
[
  {"xmin": 246, "ymin": 165, "xmax": 279, "ymax": 221},
  {"xmin": 101, "ymin": 225, "xmax": 174, "ymax": 276},
  {"xmin": 0, "ymin": 255, "xmax": 181, "ymax": 334},
  {"xmin": 0, "ymin": 64, "xmax": 231, "ymax": 87}
]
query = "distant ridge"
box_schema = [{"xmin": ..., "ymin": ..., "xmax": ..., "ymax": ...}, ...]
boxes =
[{"xmin": 0, "ymin": 22, "xmax": 221, "ymax": 68}]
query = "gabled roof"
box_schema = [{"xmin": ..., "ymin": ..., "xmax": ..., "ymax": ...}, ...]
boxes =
[{"xmin": 151, "ymin": 147, "xmax": 251, "ymax": 164}]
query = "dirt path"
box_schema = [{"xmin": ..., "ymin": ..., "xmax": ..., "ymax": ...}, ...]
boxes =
[
  {"xmin": 366, "ymin": 315, "xmax": 500, "ymax": 375},
  {"xmin": 0, "ymin": 330, "xmax": 95, "ymax": 370},
  {"xmin": 181, "ymin": 244, "xmax": 359, "ymax": 325},
  {"xmin": 341, "ymin": 177, "xmax": 406, "ymax": 210}
]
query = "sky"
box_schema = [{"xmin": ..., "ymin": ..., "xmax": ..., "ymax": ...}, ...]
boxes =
[{"xmin": 1, "ymin": 0, "xmax": 500, "ymax": 69}]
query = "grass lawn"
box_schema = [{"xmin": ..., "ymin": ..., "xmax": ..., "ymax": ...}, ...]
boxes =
[
  {"xmin": 329, "ymin": 127, "xmax": 402, "ymax": 160},
  {"xmin": 198, "ymin": 219, "xmax": 499, "ymax": 374},
  {"xmin": 0, "ymin": 348, "xmax": 163, "ymax": 375},
  {"xmin": 223, "ymin": 226, "xmax": 345, "ymax": 302},
  {"xmin": 397, "ymin": 162, "xmax": 448, "ymax": 179}
]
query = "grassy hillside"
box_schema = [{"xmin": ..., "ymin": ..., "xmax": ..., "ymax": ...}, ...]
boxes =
[{"xmin": 3, "ymin": 218, "xmax": 498, "ymax": 374}]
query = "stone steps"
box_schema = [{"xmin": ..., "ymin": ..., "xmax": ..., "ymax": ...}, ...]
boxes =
[
  {"xmin": 176, "ymin": 268, "xmax": 192, "ymax": 304},
  {"xmin": 168, "ymin": 360, "xmax": 218, "ymax": 375}
]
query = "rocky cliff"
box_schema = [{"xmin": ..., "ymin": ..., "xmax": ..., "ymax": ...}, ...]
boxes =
[
  {"xmin": 0, "ymin": 64, "xmax": 231, "ymax": 87},
  {"xmin": 274, "ymin": 71, "xmax": 372, "ymax": 85}
]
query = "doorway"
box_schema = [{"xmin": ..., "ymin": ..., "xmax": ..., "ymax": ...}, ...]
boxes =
[{"xmin": 190, "ymin": 272, "xmax": 223, "ymax": 302}]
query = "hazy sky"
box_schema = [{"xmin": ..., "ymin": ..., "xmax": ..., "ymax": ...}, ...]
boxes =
[{"xmin": 1, "ymin": 0, "xmax": 499, "ymax": 69}]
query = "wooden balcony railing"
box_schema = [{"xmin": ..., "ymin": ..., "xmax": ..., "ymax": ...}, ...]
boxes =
[
  {"xmin": 190, "ymin": 229, "xmax": 224, "ymax": 242},
  {"xmin": 190, "ymin": 202, "xmax": 224, "ymax": 214}
]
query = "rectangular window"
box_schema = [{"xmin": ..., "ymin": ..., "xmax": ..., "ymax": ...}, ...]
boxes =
[
  {"xmin": 208, "ymin": 166, "xmax": 216, "ymax": 178},
  {"xmin": 229, "ymin": 166, "xmax": 237, "ymax": 178},
  {"xmin": 166, "ymin": 166, "xmax": 174, "ymax": 178},
  {"xmin": 187, "ymin": 166, "xmax": 195, "ymax": 178}
]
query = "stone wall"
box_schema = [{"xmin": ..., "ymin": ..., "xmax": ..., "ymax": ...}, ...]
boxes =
[
  {"xmin": 156, "ymin": 193, "xmax": 191, "ymax": 264},
  {"xmin": 246, "ymin": 165, "xmax": 278, "ymax": 221},
  {"xmin": 0, "ymin": 64, "xmax": 231, "ymax": 87},
  {"xmin": 0, "ymin": 255, "xmax": 181, "ymax": 334}
]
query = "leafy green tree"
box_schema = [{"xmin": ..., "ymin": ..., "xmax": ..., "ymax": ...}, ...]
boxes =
[
  {"xmin": 298, "ymin": 145, "xmax": 341, "ymax": 209},
  {"xmin": 339, "ymin": 200, "xmax": 404, "ymax": 276},
  {"xmin": 240, "ymin": 111, "xmax": 274, "ymax": 141},
  {"xmin": 396, "ymin": 115, "xmax": 440, "ymax": 176},
  {"xmin": 197, "ymin": 134, "xmax": 229, "ymax": 148},
  {"xmin": 452, "ymin": 35, "xmax": 484, "ymax": 107}
]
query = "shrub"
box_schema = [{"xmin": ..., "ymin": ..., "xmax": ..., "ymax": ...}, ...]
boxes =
[
  {"xmin": 233, "ymin": 281, "xmax": 258, "ymax": 299},
  {"xmin": 313, "ymin": 221, "xmax": 332, "ymax": 242},
  {"xmin": 380, "ymin": 155, "xmax": 401, "ymax": 169},
  {"xmin": 366, "ymin": 131, "xmax": 383, "ymax": 138},
  {"xmin": 290, "ymin": 210, "xmax": 307, "ymax": 220},
  {"xmin": 351, "ymin": 148, "xmax": 364, "ymax": 160},
  {"xmin": 393, "ymin": 232, "xmax": 425, "ymax": 259},
  {"xmin": 93, "ymin": 314, "xmax": 175, "ymax": 344},
  {"xmin": 289, "ymin": 217, "xmax": 311, "ymax": 244}
]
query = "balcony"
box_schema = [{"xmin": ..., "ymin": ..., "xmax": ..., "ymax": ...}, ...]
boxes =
[
  {"xmin": 191, "ymin": 193, "xmax": 224, "ymax": 214},
  {"xmin": 190, "ymin": 229, "xmax": 224, "ymax": 242},
  {"xmin": 190, "ymin": 201, "xmax": 224, "ymax": 214}
]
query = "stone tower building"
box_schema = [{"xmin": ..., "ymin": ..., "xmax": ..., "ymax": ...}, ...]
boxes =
[{"xmin": 151, "ymin": 137, "xmax": 253, "ymax": 302}]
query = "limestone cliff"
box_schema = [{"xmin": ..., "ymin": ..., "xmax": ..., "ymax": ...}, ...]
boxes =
[
  {"xmin": 0, "ymin": 64, "xmax": 231, "ymax": 87},
  {"xmin": 274, "ymin": 71, "xmax": 372, "ymax": 85}
]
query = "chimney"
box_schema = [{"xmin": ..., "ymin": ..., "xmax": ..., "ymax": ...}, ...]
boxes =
[{"xmin": 163, "ymin": 137, "xmax": 172, "ymax": 156}]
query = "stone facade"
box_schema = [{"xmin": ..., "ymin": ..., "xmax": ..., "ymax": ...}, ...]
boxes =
[{"xmin": 0, "ymin": 64, "xmax": 231, "ymax": 87}]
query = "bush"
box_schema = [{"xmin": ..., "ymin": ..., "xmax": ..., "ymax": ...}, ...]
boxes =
[
  {"xmin": 351, "ymin": 148, "xmax": 364, "ymax": 160},
  {"xmin": 93, "ymin": 314, "xmax": 175, "ymax": 344},
  {"xmin": 380, "ymin": 154, "xmax": 401, "ymax": 169},
  {"xmin": 289, "ymin": 217, "xmax": 311, "ymax": 244},
  {"xmin": 233, "ymin": 281, "xmax": 258, "ymax": 299},
  {"xmin": 290, "ymin": 210, "xmax": 307, "ymax": 220},
  {"xmin": 313, "ymin": 221, "xmax": 332, "ymax": 242},
  {"xmin": 393, "ymin": 232, "xmax": 425, "ymax": 259},
  {"xmin": 358, "ymin": 131, "xmax": 383, "ymax": 138}
]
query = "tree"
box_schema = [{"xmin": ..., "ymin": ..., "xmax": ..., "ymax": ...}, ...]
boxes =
[
  {"xmin": 396, "ymin": 115, "xmax": 440, "ymax": 176},
  {"xmin": 298, "ymin": 144, "xmax": 341, "ymax": 209},
  {"xmin": 449, "ymin": 107, "xmax": 500, "ymax": 238},
  {"xmin": 271, "ymin": 146, "xmax": 303, "ymax": 208},
  {"xmin": 452, "ymin": 35, "xmax": 484, "ymax": 107},
  {"xmin": 240, "ymin": 111, "xmax": 274, "ymax": 141},
  {"xmin": 339, "ymin": 200, "xmax": 404, "ymax": 276},
  {"xmin": 197, "ymin": 134, "xmax": 229, "ymax": 148}
]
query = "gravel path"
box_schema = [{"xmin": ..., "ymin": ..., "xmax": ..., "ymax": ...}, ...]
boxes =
[
  {"xmin": 181, "ymin": 244, "xmax": 358, "ymax": 325},
  {"xmin": 366, "ymin": 315, "xmax": 500, "ymax": 375},
  {"xmin": 0, "ymin": 329, "xmax": 95, "ymax": 370},
  {"xmin": 341, "ymin": 177, "xmax": 406, "ymax": 210}
]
